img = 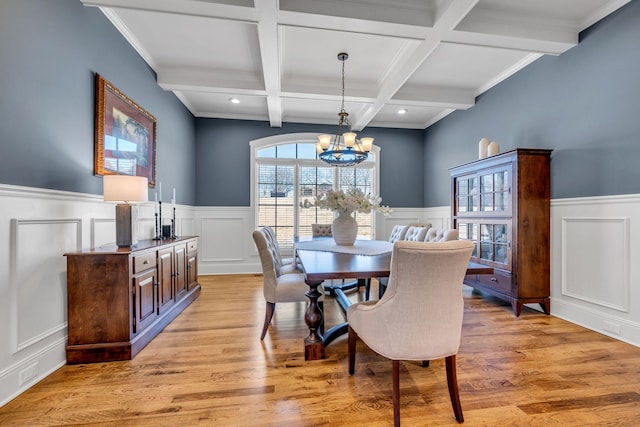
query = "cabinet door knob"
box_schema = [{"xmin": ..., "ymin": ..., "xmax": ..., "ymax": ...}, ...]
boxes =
[
  {"xmin": 491, "ymin": 277, "xmax": 497, "ymax": 282},
  {"xmin": 143, "ymin": 260, "xmax": 149, "ymax": 264}
]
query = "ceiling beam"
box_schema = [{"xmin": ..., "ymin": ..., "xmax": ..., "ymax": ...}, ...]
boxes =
[
  {"xmin": 254, "ymin": 0, "xmax": 282, "ymax": 127},
  {"xmin": 80, "ymin": 0, "xmax": 257, "ymax": 22},
  {"xmin": 351, "ymin": 0, "xmax": 480, "ymax": 131},
  {"xmin": 157, "ymin": 67, "xmax": 266, "ymax": 95}
]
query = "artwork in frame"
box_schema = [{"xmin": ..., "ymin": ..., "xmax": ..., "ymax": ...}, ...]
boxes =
[{"xmin": 94, "ymin": 73, "xmax": 156, "ymax": 186}]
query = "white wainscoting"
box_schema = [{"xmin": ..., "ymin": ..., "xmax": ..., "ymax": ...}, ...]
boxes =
[
  {"xmin": 551, "ymin": 194, "xmax": 640, "ymax": 347},
  {"xmin": 0, "ymin": 184, "xmax": 195, "ymax": 407},
  {"xmin": 2, "ymin": 183, "xmax": 639, "ymax": 406}
]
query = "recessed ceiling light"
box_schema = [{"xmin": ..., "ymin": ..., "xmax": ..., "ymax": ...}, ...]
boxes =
[
  {"xmin": 398, "ymin": 108, "xmax": 408, "ymax": 115},
  {"xmin": 229, "ymin": 98, "xmax": 240, "ymax": 104}
]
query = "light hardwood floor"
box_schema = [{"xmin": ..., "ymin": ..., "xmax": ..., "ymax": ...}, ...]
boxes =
[{"xmin": 1, "ymin": 274, "xmax": 640, "ymax": 426}]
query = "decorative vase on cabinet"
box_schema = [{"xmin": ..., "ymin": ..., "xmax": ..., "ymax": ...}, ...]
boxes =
[{"xmin": 332, "ymin": 211, "xmax": 358, "ymax": 246}]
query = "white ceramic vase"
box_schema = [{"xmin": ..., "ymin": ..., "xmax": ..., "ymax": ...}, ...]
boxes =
[{"xmin": 332, "ymin": 210, "xmax": 358, "ymax": 246}]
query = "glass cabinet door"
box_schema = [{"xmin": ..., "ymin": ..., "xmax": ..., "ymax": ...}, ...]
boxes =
[
  {"xmin": 457, "ymin": 222, "xmax": 478, "ymax": 258},
  {"xmin": 480, "ymin": 169, "xmax": 510, "ymax": 213},
  {"xmin": 455, "ymin": 176, "xmax": 479, "ymax": 214},
  {"xmin": 454, "ymin": 164, "xmax": 511, "ymax": 217},
  {"xmin": 457, "ymin": 220, "xmax": 511, "ymax": 269}
]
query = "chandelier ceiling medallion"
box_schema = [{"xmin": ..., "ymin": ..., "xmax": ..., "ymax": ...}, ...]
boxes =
[{"xmin": 317, "ymin": 52, "xmax": 373, "ymax": 167}]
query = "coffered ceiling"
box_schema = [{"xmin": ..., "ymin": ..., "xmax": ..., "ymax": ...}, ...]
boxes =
[{"xmin": 81, "ymin": 0, "xmax": 630, "ymax": 130}]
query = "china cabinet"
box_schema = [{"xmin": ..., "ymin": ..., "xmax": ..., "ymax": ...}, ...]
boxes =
[{"xmin": 450, "ymin": 149, "xmax": 552, "ymax": 316}]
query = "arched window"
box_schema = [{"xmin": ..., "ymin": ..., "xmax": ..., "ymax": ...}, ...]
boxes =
[{"xmin": 250, "ymin": 133, "xmax": 381, "ymax": 253}]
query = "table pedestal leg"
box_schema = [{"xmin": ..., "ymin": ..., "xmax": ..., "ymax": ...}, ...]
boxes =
[{"xmin": 304, "ymin": 279, "xmax": 325, "ymax": 360}]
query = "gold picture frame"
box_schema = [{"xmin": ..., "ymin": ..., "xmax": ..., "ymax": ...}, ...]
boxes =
[{"xmin": 94, "ymin": 73, "xmax": 156, "ymax": 186}]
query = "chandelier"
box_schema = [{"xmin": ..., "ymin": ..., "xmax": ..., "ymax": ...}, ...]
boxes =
[{"xmin": 317, "ymin": 52, "xmax": 373, "ymax": 167}]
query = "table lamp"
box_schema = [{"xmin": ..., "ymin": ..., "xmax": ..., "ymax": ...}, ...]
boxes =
[{"xmin": 103, "ymin": 175, "xmax": 149, "ymax": 247}]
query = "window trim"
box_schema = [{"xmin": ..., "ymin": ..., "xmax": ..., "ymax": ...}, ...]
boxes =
[{"xmin": 250, "ymin": 132, "xmax": 381, "ymax": 242}]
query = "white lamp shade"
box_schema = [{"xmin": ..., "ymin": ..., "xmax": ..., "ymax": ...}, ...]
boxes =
[
  {"xmin": 103, "ymin": 175, "xmax": 149, "ymax": 203},
  {"xmin": 318, "ymin": 134, "xmax": 332, "ymax": 150},
  {"xmin": 343, "ymin": 132, "xmax": 356, "ymax": 148},
  {"xmin": 360, "ymin": 137, "xmax": 374, "ymax": 152}
]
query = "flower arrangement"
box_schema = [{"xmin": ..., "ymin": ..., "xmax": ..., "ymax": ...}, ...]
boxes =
[{"xmin": 302, "ymin": 188, "xmax": 392, "ymax": 216}]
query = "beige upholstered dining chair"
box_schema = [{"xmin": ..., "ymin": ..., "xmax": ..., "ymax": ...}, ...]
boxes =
[
  {"xmin": 311, "ymin": 223, "xmax": 332, "ymax": 237},
  {"xmin": 425, "ymin": 227, "xmax": 459, "ymax": 242},
  {"xmin": 262, "ymin": 225, "xmax": 301, "ymax": 275},
  {"xmin": 377, "ymin": 227, "xmax": 460, "ymax": 298},
  {"xmin": 388, "ymin": 224, "xmax": 409, "ymax": 243},
  {"xmin": 253, "ymin": 228, "xmax": 323, "ymax": 340},
  {"xmin": 347, "ymin": 240, "xmax": 474, "ymax": 426},
  {"xmin": 403, "ymin": 225, "xmax": 428, "ymax": 241}
]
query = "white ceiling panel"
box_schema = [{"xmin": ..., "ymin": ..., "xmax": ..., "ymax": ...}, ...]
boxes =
[
  {"xmin": 181, "ymin": 91, "xmax": 269, "ymax": 120},
  {"xmin": 113, "ymin": 8, "xmax": 262, "ymax": 72},
  {"xmin": 404, "ymin": 42, "xmax": 534, "ymax": 90},
  {"xmin": 81, "ymin": 0, "xmax": 631, "ymax": 130},
  {"xmin": 369, "ymin": 104, "xmax": 449, "ymax": 129}
]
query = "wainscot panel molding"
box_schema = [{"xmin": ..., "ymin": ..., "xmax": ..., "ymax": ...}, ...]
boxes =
[
  {"xmin": 10, "ymin": 218, "xmax": 82, "ymax": 353},
  {"xmin": 551, "ymin": 194, "xmax": 640, "ymax": 347},
  {"xmin": 195, "ymin": 206, "xmax": 262, "ymax": 275},
  {"xmin": 0, "ymin": 184, "xmax": 196, "ymax": 407}
]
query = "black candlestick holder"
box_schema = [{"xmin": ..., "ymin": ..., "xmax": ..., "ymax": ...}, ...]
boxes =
[
  {"xmin": 171, "ymin": 206, "xmax": 177, "ymax": 238},
  {"xmin": 155, "ymin": 201, "xmax": 163, "ymax": 240},
  {"xmin": 154, "ymin": 212, "xmax": 160, "ymax": 240}
]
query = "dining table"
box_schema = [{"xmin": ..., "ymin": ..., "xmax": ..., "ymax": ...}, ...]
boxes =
[{"xmin": 294, "ymin": 238, "xmax": 494, "ymax": 361}]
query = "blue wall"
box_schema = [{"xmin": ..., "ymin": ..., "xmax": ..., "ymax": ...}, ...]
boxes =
[
  {"xmin": 195, "ymin": 119, "xmax": 424, "ymax": 207},
  {"xmin": 0, "ymin": 0, "xmax": 197, "ymax": 204},
  {"xmin": 423, "ymin": 1, "xmax": 640, "ymax": 207},
  {"xmin": 3, "ymin": 0, "xmax": 637, "ymax": 209}
]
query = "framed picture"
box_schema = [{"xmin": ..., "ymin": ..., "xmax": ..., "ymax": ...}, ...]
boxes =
[{"xmin": 94, "ymin": 73, "xmax": 156, "ymax": 186}]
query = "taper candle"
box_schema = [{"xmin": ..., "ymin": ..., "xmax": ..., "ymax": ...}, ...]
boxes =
[{"xmin": 158, "ymin": 181, "xmax": 162, "ymax": 202}]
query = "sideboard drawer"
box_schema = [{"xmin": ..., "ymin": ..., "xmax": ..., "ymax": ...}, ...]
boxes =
[
  {"xmin": 133, "ymin": 251, "xmax": 156, "ymax": 273},
  {"xmin": 187, "ymin": 239, "xmax": 198, "ymax": 253}
]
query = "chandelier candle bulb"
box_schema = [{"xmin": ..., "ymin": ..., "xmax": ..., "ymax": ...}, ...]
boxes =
[
  {"xmin": 488, "ymin": 141, "xmax": 500, "ymax": 156},
  {"xmin": 479, "ymin": 138, "xmax": 489, "ymax": 159}
]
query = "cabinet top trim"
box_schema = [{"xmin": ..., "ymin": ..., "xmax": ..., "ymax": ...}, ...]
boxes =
[
  {"xmin": 64, "ymin": 236, "xmax": 198, "ymax": 256},
  {"xmin": 448, "ymin": 148, "xmax": 552, "ymax": 172}
]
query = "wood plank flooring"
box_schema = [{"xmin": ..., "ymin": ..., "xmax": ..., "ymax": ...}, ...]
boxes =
[{"xmin": 2, "ymin": 274, "xmax": 640, "ymax": 426}]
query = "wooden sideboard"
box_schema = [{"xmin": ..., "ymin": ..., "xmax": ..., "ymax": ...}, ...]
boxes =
[{"xmin": 64, "ymin": 237, "xmax": 200, "ymax": 364}]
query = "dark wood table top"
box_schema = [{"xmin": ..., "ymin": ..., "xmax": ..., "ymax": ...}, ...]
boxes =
[{"xmin": 297, "ymin": 248, "xmax": 493, "ymax": 282}]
